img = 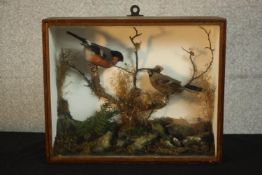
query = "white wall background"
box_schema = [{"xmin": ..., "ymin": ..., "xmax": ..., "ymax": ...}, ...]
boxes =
[{"xmin": 0, "ymin": 0, "xmax": 261, "ymax": 133}]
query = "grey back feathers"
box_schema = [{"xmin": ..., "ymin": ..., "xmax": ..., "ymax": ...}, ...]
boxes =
[
  {"xmin": 148, "ymin": 65, "xmax": 202, "ymax": 95},
  {"xmin": 149, "ymin": 71, "xmax": 183, "ymax": 95}
]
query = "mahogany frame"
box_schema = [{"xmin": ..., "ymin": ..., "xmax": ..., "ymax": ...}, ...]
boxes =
[{"xmin": 42, "ymin": 17, "xmax": 226, "ymax": 163}]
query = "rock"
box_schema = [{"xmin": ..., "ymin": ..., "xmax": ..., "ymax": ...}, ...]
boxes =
[
  {"xmin": 172, "ymin": 137, "xmax": 181, "ymax": 147},
  {"xmin": 151, "ymin": 122, "xmax": 166, "ymax": 136},
  {"xmin": 128, "ymin": 134, "xmax": 157, "ymax": 152},
  {"xmin": 92, "ymin": 131, "xmax": 112, "ymax": 153},
  {"xmin": 159, "ymin": 139, "xmax": 174, "ymax": 148},
  {"xmin": 191, "ymin": 121, "xmax": 212, "ymax": 133},
  {"xmin": 171, "ymin": 118, "xmax": 190, "ymax": 126},
  {"xmin": 97, "ymin": 131, "xmax": 113, "ymax": 148},
  {"xmin": 167, "ymin": 125, "xmax": 194, "ymax": 140},
  {"xmin": 199, "ymin": 132, "xmax": 214, "ymax": 146},
  {"xmin": 182, "ymin": 136, "xmax": 202, "ymax": 146},
  {"xmin": 116, "ymin": 139, "xmax": 126, "ymax": 147},
  {"xmin": 81, "ymin": 141, "xmax": 95, "ymax": 154},
  {"xmin": 165, "ymin": 118, "xmax": 195, "ymax": 139}
]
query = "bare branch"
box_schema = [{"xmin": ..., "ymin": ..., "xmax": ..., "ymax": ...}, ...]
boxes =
[
  {"xmin": 146, "ymin": 109, "xmax": 154, "ymax": 120},
  {"xmin": 137, "ymin": 67, "xmax": 151, "ymax": 72},
  {"xmin": 129, "ymin": 27, "xmax": 142, "ymax": 45},
  {"xmin": 182, "ymin": 47, "xmax": 197, "ymax": 85},
  {"xmin": 184, "ymin": 26, "xmax": 214, "ymax": 85},
  {"xmin": 113, "ymin": 65, "xmax": 133, "ymax": 74},
  {"xmin": 67, "ymin": 62, "xmax": 92, "ymax": 88},
  {"xmin": 88, "ymin": 63, "xmax": 118, "ymax": 104},
  {"xmin": 129, "ymin": 27, "xmax": 142, "ymax": 88},
  {"xmin": 67, "ymin": 61, "xmax": 118, "ymax": 104},
  {"xmin": 194, "ymin": 26, "xmax": 214, "ymax": 79}
]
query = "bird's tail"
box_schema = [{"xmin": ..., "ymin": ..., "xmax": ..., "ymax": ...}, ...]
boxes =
[
  {"xmin": 184, "ymin": 84, "xmax": 203, "ymax": 92},
  {"xmin": 66, "ymin": 31, "xmax": 91, "ymax": 47}
]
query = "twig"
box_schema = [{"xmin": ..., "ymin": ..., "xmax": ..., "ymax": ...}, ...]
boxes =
[
  {"xmin": 113, "ymin": 65, "xmax": 133, "ymax": 74},
  {"xmin": 88, "ymin": 63, "xmax": 118, "ymax": 104},
  {"xmin": 146, "ymin": 109, "xmax": 154, "ymax": 120},
  {"xmin": 66, "ymin": 62, "xmax": 92, "ymax": 88},
  {"xmin": 182, "ymin": 47, "xmax": 197, "ymax": 85},
  {"xmin": 194, "ymin": 26, "xmax": 214, "ymax": 79},
  {"xmin": 67, "ymin": 61, "xmax": 118, "ymax": 104},
  {"xmin": 129, "ymin": 27, "xmax": 142, "ymax": 88},
  {"xmin": 184, "ymin": 26, "xmax": 214, "ymax": 85},
  {"xmin": 137, "ymin": 67, "xmax": 151, "ymax": 72},
  {"xmin": 129, "ymin": 27, "xmax": 142, "ymax": 46}
]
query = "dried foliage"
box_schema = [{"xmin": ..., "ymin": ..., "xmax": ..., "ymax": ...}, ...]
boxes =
[
  {"xmin": 110, "ymin": 69, "xmax": 168, "ymax": 125},
  {"xmin": 197, "ymin": 76, "xmax": 215, "ymax": 121},
  {"xmin": 111, "ymin": 70, "xmax": 133, "ymax": 99},
  {"xmin": 56, "ymin": 51, "xmax": 69, "ymax": 93},
  {"xmin": 88, "ymin": 63, "xmax": 118, "ymax": 104},
  {"xmin": 56, "ymin": 50, "xmax": 71, "ymax": 115},
  {"xmin": 187, "ymin": 74, "xmax": 215, "ymax": 121}
]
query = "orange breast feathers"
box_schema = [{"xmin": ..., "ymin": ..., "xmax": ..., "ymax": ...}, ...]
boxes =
[
  {"xmin": 85, "ymin": 49, "xmax": 119, "ymax": 68},
  {"xmin": 88, "ymin": 55, "xmax": 112, "ymax": 68}
]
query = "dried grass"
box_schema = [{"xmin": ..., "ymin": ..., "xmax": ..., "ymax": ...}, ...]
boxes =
[
  {"xmin": 110, "ymin": 70, "xmax": 167, "ymax": 125},
  {"xmin": 194, "ymin": 75, "xmax": 215, "ymax": 121},
  {"xmin": 56, "ymin": 50, "xmax": 70, "ymax": 114}
]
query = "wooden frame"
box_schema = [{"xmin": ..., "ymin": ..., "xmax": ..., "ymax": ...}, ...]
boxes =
[{"xmin": 42, "ymin": 17, "xmax": 226, "ymax": 163}]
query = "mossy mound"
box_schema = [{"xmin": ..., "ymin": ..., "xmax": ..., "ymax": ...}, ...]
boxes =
[{"xmin": 54, "ymin": 112, "xmax": 214, "ymax": 156}]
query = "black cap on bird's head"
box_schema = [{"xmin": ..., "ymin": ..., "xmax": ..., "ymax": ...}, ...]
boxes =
[{"xmin": 111, "ymin": 50, "xmax": 124, "ymax": 62}]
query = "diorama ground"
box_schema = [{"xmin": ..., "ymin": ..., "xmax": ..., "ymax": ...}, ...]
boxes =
[{"xmin": 53, "ymin": 109, "xmax": 214, "ymax": 156}]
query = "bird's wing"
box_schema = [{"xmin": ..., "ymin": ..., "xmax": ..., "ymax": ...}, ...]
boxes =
[
  {"xmin": 92, "ymin": 43, "xmax": 113, "ymax": 61},
  {"xmin": 156, "ymin": 77, "xmax": 172, "ymax": 85},
  {"xmin": 155, "ymin": 74, "xmax": 181, "ymax": 86},
  {"xmin": 89, "ymin": 44, "xmax": 100, "ymax": 55}
]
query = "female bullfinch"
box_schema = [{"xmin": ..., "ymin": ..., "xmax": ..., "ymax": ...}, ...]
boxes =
[{"xmin": 147, "ymin": 65, "xmax": 202, "ymax": 95}]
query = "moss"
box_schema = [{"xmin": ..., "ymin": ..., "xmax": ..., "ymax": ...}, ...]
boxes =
[
  {"xmin": 118, "ymin": 125, "xmax": 151, "ymax": 140},
  {"xmin": 75, "ymin": 103, "xmax": 119, "ymax": 141},
  {"xmin": 54, "ymin": 103, "xmax": 119, "ymax": 155},
  {"xmin": 54, "ymin": 109, "xmax": 215, "ymax": 156},
  {"xmin": 150, "ymin": 120, "xmax": 170, "ymax": 139},
  {"xmin": 127, "ymin": 134, "xmax": 157, "ymax": 153}
]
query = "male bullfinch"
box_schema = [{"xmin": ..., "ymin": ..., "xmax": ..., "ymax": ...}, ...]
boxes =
[
  {"xmin": 67, "ymin": 31, "xmax": 124, "ymax": 68},
  {"xmin": 147, "ymin": 65, "xmax": 202, "ymax": 95}
]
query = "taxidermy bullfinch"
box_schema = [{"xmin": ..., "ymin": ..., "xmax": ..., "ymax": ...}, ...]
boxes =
[
  {"xmin": 66, "ymin": 31, "xmax": 124, "ymax": 68},
  {"xmin": 147, "ymin": 65, "xmax": 202, "ymax": 95}
]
